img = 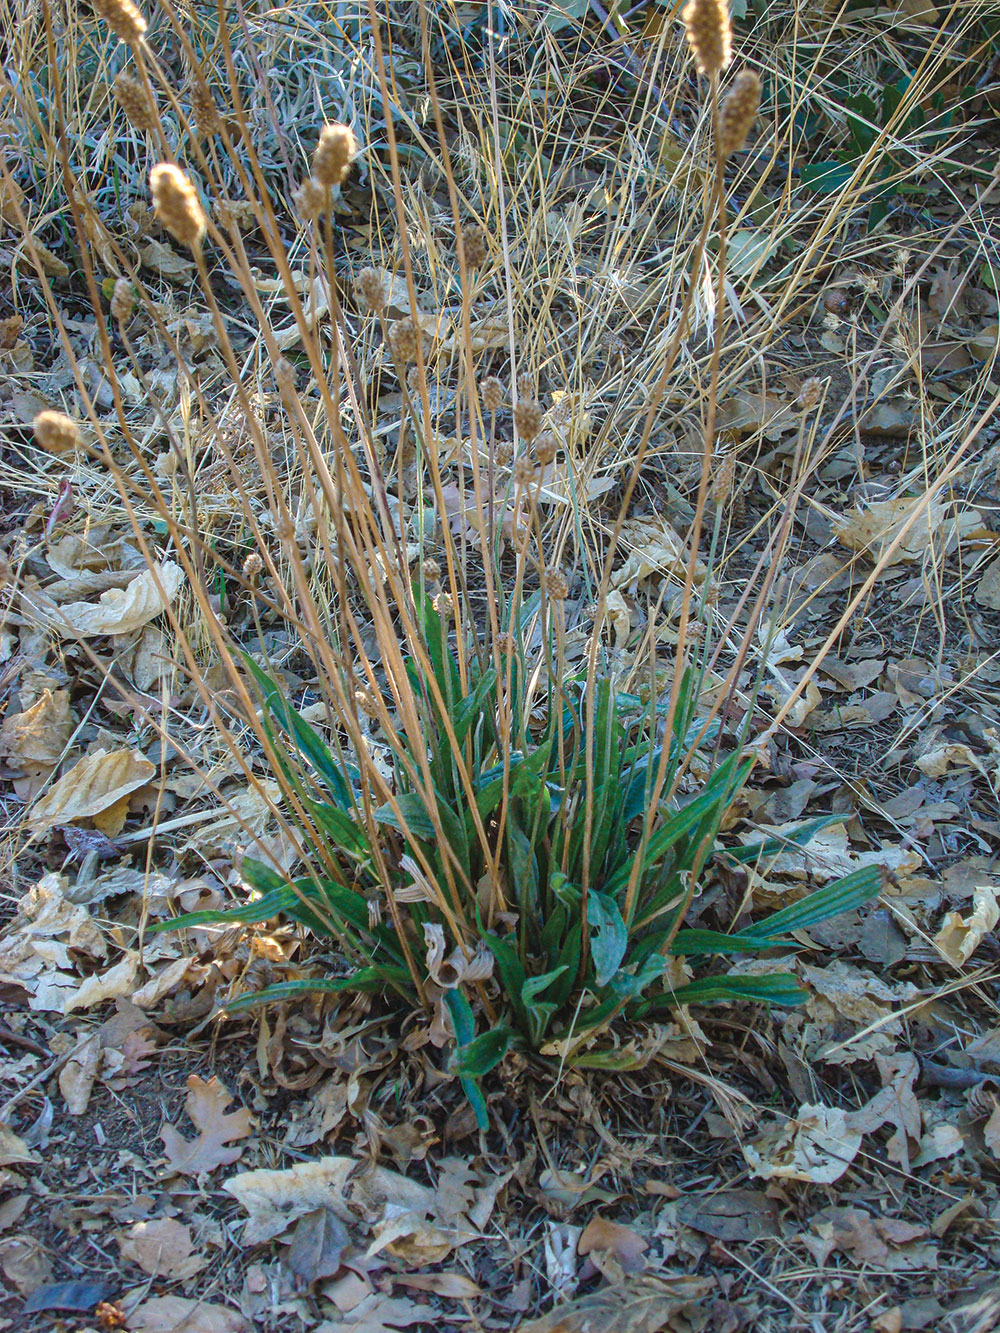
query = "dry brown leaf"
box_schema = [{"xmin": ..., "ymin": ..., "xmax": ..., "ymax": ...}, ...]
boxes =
[
  {"xmin": 0, "ymin": 689, "xmax": 73, "ymax": 768},
  {"xmin": 125, "ymin": 1295, "xmax": 248, "ymax": 1333},
  {"xmin": 21, "ymin": 236, "xmax": 69, "ymax": 278},
  {"xmin": 161, "ymin": 1074, "xmax": 252, "ymax": 1176},
  {"xmin": 934, "ymin": 886, "xmax": 1000, "ymax": 966},
  {"xmin": 983, "ymin": 1104, "xmax": 1000, "ymax": 1159},
  {"xmin": 0, "ymin": 1233, "xmax": 53, "ymax": 1295},
  {"xmin": 37, "ymin": 560, "xmax": 183, "ymax": 637},
  {"xmin": 612, "ymin": 517, "xmax": 707, "ymax": 592},
  {"xmin": 833, "ymin": 499, "xmax": 981, "ymax": 565},
  {"xmin": 118, "ymin": 1218, "xmax": 207, "ymax": 1279},
  {"xmin": 314, "ymin": 1293, "xmax": 433, "ymax": 1332},
  {"xmin": 808, "ymin": 1207, "xmax": 928, "ymax": 1267},
  {"xmin": 744, "ymin": 1104, "xmax": 862, "ymax": 1184},
  {"xmin": 64, "ymin": 950, "xmax": 141, "ymax": 1013},
  {"xmin": 29, "ymin": 749, "xmax": 155, "ymax": 831},
  {"xmin": 0, "ymin": 874, "xmax": 107, "ymax": 1011},
  {"xmin": 0, "ymin": 1127, "xmax": 38, "ymax": 1168},
  {"xmin": 140, "ymin": 238, "xmax": 197, "ymax": 281},
  {"xmin": 394, "ymin": 1272, "xmax": 483, "ymax": 1299},
  {"xmin": 517, "ymin": 1273, "xmax": 715, "ymax": 1333},
  {"xmin": 225, "ymin": 1156, "xmax": 357, "ymax": 1243},
  {"xmin": 975, "ymin": 555, "xmax": 1000, "ymax": 610},
  {"xmin": 578, "ymin": 1216, "xmax": 648, "ymax": 1273},
  {"xmin": 58, "ymin": 1031, "xmax": 101, "ymax": 1114}
]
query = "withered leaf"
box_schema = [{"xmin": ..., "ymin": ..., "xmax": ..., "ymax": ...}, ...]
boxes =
[
  {"xmin": 677, "ymin": 1189, "xmax": 780, "ymax": 1242},
  {"xmin": 518, "ymin": 1274, "xmax": 715, "ymax": 1333},
  {"xmin": 161, "ymin": 1075, "xmax": 252, "ymax": 1176},
  {"xmin": 285, "ymin": 1207, "xmax": 349, "ymax": 1286}
]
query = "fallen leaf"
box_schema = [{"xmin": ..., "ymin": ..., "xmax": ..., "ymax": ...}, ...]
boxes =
[
  {"xmin": 0, "ymin": 1232, "xmax": 53, "ymax": 1295},
  {"xmin": 0, "ymin": 689, "xmax": 73, "ymax": 768},
  {"xmin": 21, "ymin": 1279, "xmax": 117, "ymax": 1314},
  {"xmin": 676, "ymin": 1189, "xmax": 780, "ymax": 1241},
  {"xmin": 118, "ymin": 1218, "xmax": 207, "ymax": 1279},
  {"xmin": 285, "ymin": 1207, "xmax": 350, "ymax": 1286},
  {"xmin": 140, "ymin": 238, "xmax": 197, "ymax": 281},
  {"xmin": 912, "ymin": 1121, "xmax": 964, "ymax": 1167},
  {"xmin": 578, "ymin": 1215, "xmax": 648, "ymax": 1273},
  {"xmin": 394, "ymin": 1272, "xmax": 483, "ymax": 1299},
  {"xmin": 934, "ymin": 886, "xmax": 1000, "ymax": 965},
  {"xmin": 915, "ymin": 742, "xmax": 988, "ymax": 779},
  {"xmin": 36, "ymin": 560, "xmax": 184, "ymax": 637},
  {"xmin": 0, "ymin": 874, "xmax": 107, "ymax": 1010},
  {"xmin": 64, "ymin": 950, "xmax": 141, "ymax": 1013},
  {"xmin": 29, "ymin": 749, "xmax": 155, "ymax": 831},
  {"xmin": 161, "ymin": 1074, "xmax": 252, "ymax": 1175},
  {"xmin": 224, "ymin": 1156, "xmax": 358, "ymax": 1243},
  {"xmin": 808, "ymin": 1207, "xmax": 928, "ymax": 1266},
  {"xmin": 517, "ymin": 1273, "xmax": 715, "ymax": 1333},
  {"xmin": 0, "ymin": 1126, "xmax": 37, "ymax": 1168},
  {"xmin": 744, "ymin": 1104, "xmax": 862, "ymax": 1184},
  {"xmin": 58, "ymin": 1030, "xmax": 101, "ymax": 1115},
  {"xmin": 833, "ymin": 499, "xmax": 981, "ymax": 565},
  {"xmin": 975, "ymin": 555, "xmax": 1000, "ymax": 610},
  {"xmin": 125, "ymin": 1295, "xmax": 249, "ymax": 1333}
]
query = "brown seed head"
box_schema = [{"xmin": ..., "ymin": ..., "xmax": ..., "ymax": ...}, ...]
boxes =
[
  {"xmin": 534, "ymin": 432, "xmax": 557, "ymax": 466},
  {"xmin": 293, "ymin": 176, "xmax": 326, "ymax": 222},
  {"xmin": 512, "ymin": 456, "xmax": 536, "ymax": 487},
  {"xmin": 389, "ymin": 317, "xmax": 424, "ymax": 364},
  {"xmin": 113, "ymin": 72, "xmax": 154, "ymax": 130},
  {"xmin": 92, "ymin": 0, "xmax": 146, "ymax": 44},
  {"xmin": 797, "ymin": 376, "xmax": 823, "ymax": 411},
  {"xmin": 33, "ymin": 410, "xmax": 80, "ymax": 453},
  {"xmin": 433, "ymin": 591, "xmax": 454, "ymax": 620},
  {"xmin": 480, "ymin": 376, "xmax": 504, "ymax": 413},
  {"xmin": 190, "ymin": 78, "xmax": 221, "ymax": 135},
  {"xmin": 682, "ymin": 0, "xmax": 731, "ymax": 76},
  {"xmin": 718, "ymin": 70, "xmax": 761, "ymax": 159},
  {"xmin": 242, "ymin": 552, "xmax": 263, "ymax": 581},
  {"xmin": 514, "ymin": 398, "xmax": 543, "ymax": 443},
  {"xmin": 150, "ymin": 163, "xmax": 206, "ymax": 250},
  {"xmin": 461, "ymin": 223, "xmax": 488, "ymax": 268},
  {"xmin": 273, "ymin": 357, "xmax": 295, "ymax": 390},
  {"xmin": 312, "ymin": 123, "xmax": 357, "ymax": 187},
  {"xmin": 357, "ymin": 266, "xmax": 388, "ymax": 313},
  {"xmin": 495, "ymin": 442, "xmax": 514, "ymax": 466},
  {"xmin": 422, "ymin": 557, "xmax": 441, "ymax": 583},
  {"xmin": 110, "ymin": 277, "xmax": 136, "ymax": 323},
  {"xmin": 544, "ymin": 569, "xmax": 569, "ymax": 600},
  {"xmin": 516, "ymin": 372, "xmax": 534, "ymax": 401},
  {"xmin": 355, "ymin": 688, "xmax": 380, "ymax": 719}
]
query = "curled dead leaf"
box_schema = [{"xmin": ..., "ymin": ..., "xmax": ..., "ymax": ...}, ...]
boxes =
[{"xmin": 29, "ymin": 749, "xmax": 154, "ymax": 832}]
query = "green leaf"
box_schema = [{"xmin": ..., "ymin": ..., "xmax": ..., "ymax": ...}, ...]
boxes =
[
  {"xmin": 443, "ymin": 989, "xmax": 489, "ymax": 1130},
  {"xmin": 588, "ymin": 891, "xmax": 628, "ymax": 988},
  {"xmin": 800, "ymin": 161, "xmax": 855, "ymax": 193},
  {"xmin": 375, "ymin": 793, "xmax": 438, "ymax": 841},
  {"xmin": 307, "ymin": 801, "xmax": 371, "ymax": 860},
  {"xmin": 743, "ymin": 865, "xmax": 882, "ymax": 939},
  {"xmin": 451, "ymin": 1024, "xmax": 512, "ymax": 1078},
  {"xmin": 221, "ymin": 968, "xmax": 411, "ymax": 1012},
  {"xmin": 725, "ymin": 813, "xmax": 845, "ymax": 864},
  {"xmin": 640, "ymin": 972, "xmax": 807, "ymax": 1011},
  {"xmin": 669, "ymin": 927, "xmax": 779, "ymax": 956},
  {"xmin": 242, "ymin": 654, "xmax": 352, "ymax": 808}
]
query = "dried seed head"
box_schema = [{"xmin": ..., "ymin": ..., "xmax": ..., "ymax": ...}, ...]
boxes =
[
  {"xmin": 516, "ymin": 372, "xmax": 534, "ymax": 401},
  {"xmin": 711, "ymin": 452, "xmax": 736, "ymax": 506},
  {"xmin": 312, "ymin": 123, "xmax": 357, "ymax": 187},
  {"xmin": 718, "ymin": 70, "xmax": 761, "ymax": 159},
  {"xmin": 797, "ymin": 376, "xmax": 823, "ymax": 411},
  {"xmin": 461, "ymin": 223, "xmax": 487, "ymax": 268},
  {"xmin": 432, "ymin": 591, "xmax": 454, "ymax": 620},
  {"xmin": 682, "ymin": 0, "xmax": 731, "ymax": 76},
  {"xmin": 514, "ymin": 398, "xmax": 543, "ymax": 443},
  {"xmin": 92, "ymin": 0, "xmax": 146, "ymax": 44},
  {"xmin": 422, "ymin": 557, "xmax": 441, "ymax": 583},
  {"xmin": 544, "ymin": 569, "xmax": 569, "ymax": 600},
  {"xmin": 494, "ymin": 442, "xmax": 514, "ymax": 466},
  {"xmin": 293, "ymin": 176, "xmax": 327, "ymax": 222},
  {"xmin": 33, "ymin": 410, "xmax": 80, "ymax": 453},
  {"xmin": 150, "ymin": 163, "xmax": 206, "ymax": 250},
  {"xmin": 0, "ymin": 315, "xmax": 24, "ymax": 349},
  {"xmin": 512, "ymin": 456, "xmax": 536, "ymax": 487},
  {"xmin": 113, "ymin": 72, "xmax": 154, "ymax": 131},
  {"xmin": 242, "ymin": 552, "xmax": 263, "ymax": 581},
  {"xmin": 110, "ymin": 277, "xmax": 136, "ymax": 323},
  {"xmin": 534, "ymin": 432, "xmax": 557, "ymax": 466},
  {"xmin": 389, "ymin": 316, "xmax": 423, "ymax": 364},
  {"xmin": 273, "ymin": 357, "xmax": 295, "ymax": 390},
  {"xmin": 355, "ymin": 687, "xmax": 380, "ymax": 719},
  {"xmin": 190, "ymin": 78, "xmax": 222, "ymax": 135},
  {"xmin": 357, "ymin": 266, "xmax": 388, "ymax": 313},
  {"xmin": 480, "ymin": 376, "xmax": 504, "ymax": 413}
]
